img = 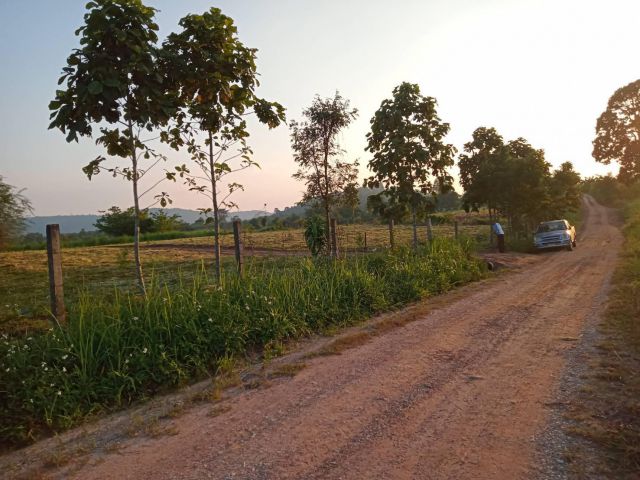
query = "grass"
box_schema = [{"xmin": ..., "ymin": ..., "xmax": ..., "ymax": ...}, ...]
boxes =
[
  {"xmin": 0, "ymin": 238, "xmax": 486, "ymax": 447},
  {"xmin": 565, "ymin": 197, "xmax": 640, "ymax": 478},
  {"xmin": 9, "ymin": 228, "xmax": 220, "ymax": 251},
  {"xmin": 0, "ymin": 222, "xmax": 486, "ymax": 335}
]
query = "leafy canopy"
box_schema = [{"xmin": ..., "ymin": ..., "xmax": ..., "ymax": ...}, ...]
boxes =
[
  {"xmin": 160, "ymin": 7, "xmax": 285, "ymax": 210},
  {"xmin": 48, "ymin": 0, "xmax": 173, "ymax": 152},
  {"xmin": 593, "ymin": 79, "xmax": 640, "ymax": 184},
  {"xmin": 365, "ymin": 82, "xmax": 455, "ymax": 206}
]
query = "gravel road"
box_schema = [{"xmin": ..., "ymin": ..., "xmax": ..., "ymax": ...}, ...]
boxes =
[{"xmin": 7, "ymin": 196, "xmax": 622, "ymax": 480}]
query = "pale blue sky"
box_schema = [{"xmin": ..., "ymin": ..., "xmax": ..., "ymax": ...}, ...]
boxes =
[{"xmin": 0, "ymin": 0, "xmax": 636, "ymax": 215}]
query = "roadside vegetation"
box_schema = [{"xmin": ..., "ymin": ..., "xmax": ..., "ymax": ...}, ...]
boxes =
[
  {"xmin": 564, "ymin": 179, "xmax": 640, "ymax": 477},
  {"xmin": 0, "ymin": 239, "xmax": 485, "ymax": 446}
]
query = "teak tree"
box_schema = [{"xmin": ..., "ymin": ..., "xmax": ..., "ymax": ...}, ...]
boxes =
[
  {"xmin": 290, "ymin": 92, "xmax": 359, "ymax": 253},
  {"xmin": 365, "ymin": 82, "xmax": 455, "ymax": 249},
  {"xmin": 48, "ymin": 0, "xmax": 177, "ymax": 295},
  {"xmin": 593, "ymin": 79, "xmax": 640, "ymax": 184},
  {"xmin": 161, "ymin": 7, "xmax": 285, "ymax": 281}
]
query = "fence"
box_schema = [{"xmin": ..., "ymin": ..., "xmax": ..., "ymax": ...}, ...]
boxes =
[{"xmin": 0, "ymin": 218, "xmax": 493, "ymax": 334}]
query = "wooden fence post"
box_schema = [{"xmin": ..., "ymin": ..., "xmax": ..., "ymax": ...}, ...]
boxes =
[
  {"xmin": 330, "ymin": 218, "xmax": 338, "ymax": 257},
  {"xmin": 426, "ymin": 217, "xmax": 434, "ymax": 243},
  {"xmin": 46, "ymin": 224, "xmax": 66, "ymax": 325},
  {"xmin": 232, "ymin": 220, "xmax": 243, "ymax": 275},
  {"xmin": 388, "ymin": 219, "xmax": 395, "ymax": 248},
  {"xmin": 454, "ymin": 221, "xmax": 459, "ymax": 239},
  {"xmin": 364, "ymin": 232, "xmax": 368, "ymax": 251}
]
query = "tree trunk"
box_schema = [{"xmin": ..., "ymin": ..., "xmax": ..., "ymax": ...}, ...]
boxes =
[
  {"xmin": 411, "ymin": 204, "xmax": 418, "ymax": 250},
  {"xmin": 129, "ymin": 118, "xmax": 146, "ymax": 297},
  {"xmin": 323, "ymin": 142, "xmax": 331, "ymax": 256},
  {"xmin": 209, "ymin": 131, "xmax": 221, "ymax": 282}
]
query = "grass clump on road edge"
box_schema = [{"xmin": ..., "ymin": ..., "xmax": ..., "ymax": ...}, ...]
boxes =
[
  {"xmin": 567, "ymin": 197, "xmax": 640, "ymax": 477},
  {"xmin": 0, "ymin": 238, "xmax": 485, "ymax": 447}
]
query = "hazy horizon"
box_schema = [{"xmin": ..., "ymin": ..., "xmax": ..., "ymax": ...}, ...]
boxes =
[{"xmin": 1, "ymin": 0, "xmax": 634, "ymax": 216}]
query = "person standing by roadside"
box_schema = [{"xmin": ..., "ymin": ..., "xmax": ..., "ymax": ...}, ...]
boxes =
[{"xmin": 493, "ymin": 222, "xmax": 505, "ymax": 253}]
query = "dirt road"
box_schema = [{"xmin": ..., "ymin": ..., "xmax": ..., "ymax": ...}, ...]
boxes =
[{"xmin": 21, "ymin": 197, "xmax": 622, "ymax": 479}]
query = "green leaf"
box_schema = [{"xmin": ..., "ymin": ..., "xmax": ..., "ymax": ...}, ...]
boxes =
[
  {"xmin": 103, "ymin": 78, "xmax": 120, "ymax": 88},
  {"xmin": 87, "ymin": 81, "xmax": 103, "ymax": 95}
]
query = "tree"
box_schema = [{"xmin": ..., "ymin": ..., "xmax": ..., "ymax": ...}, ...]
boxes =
[
  {"xmin": 161, "ymin": 7, "xmax": 285, "ymax": 281},
  {"xmin": 0, "ymin": 176, "xmax": 32, "ymax": 250},
  {"xmin": 49, "ymin": 0, "xmax": 177, "ymax": 295},
  {"xmin": 458, "ymin": 128, "xmax": 560, "ymax": 233},
  {"xmin": 593, "ymin": 79, "xmax": 640, "ymax": 184},
  {"xmin": 341, "ymin": 182, "xmax": 360, "ymax": 223},
  {"xmin": 366, "ymin": 190, "xmax": 410, "ymax": 223},
  {"xmin": 94, "ymin": 206, "xmax": 154, "ymax": 236},
  {"xmin": 149, "ymin": 211, "xmax": 188, "ymax": 232},
  {"xmin": 435, "ymin": 190, "xmax": 461, "ymax": 211},
  {"xmin": 365, "ymin": 82, "xmax": 455, "ymax": 248},
  {"xmin": 290, "ymin": 92, "xmax": 359, "ymax": 254},
  {"xmin": 500, "ymin": 138, "xmax": 551, "ymax": 232},
  {"xmin": 458, "ymin": 127, "xmax": 508, "ymax": 220},
  {"xmin": 548, "ymin": 162, "xmax": 581, "ymax": 217}
]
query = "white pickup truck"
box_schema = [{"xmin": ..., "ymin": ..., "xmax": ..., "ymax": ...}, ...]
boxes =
[{"xmin": 533, "ymin": 219, "xmax": 577, "ymax": 251}]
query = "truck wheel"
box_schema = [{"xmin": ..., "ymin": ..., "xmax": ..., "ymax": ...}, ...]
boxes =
[{"xmin": 566, "ymin": 242, "xmax": 573, "ymax": 251}]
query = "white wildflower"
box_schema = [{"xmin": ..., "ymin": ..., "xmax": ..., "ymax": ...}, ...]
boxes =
[
  {"xmin": 132, "ymin": 316, "xmax": 139, "ymax": 321},
  {"xmin": 57, "ymin": 391, "xmax": 62, "ymax": 396},
  {"xmin": 62, "ymin": 367, "xmax": 67, "ymax": 373},
  {"xmin": 62, "ymin": 354, "xmax": 68, "ymax": 360},
  {"xmin": 142, "ymin": 347, "xmax": 148, "ymax": 354}
]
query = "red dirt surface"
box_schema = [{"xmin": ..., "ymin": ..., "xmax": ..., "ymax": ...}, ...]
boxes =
[{"xmin": 3, "ymin": 196, "xmax": 621, "ymax": 479}]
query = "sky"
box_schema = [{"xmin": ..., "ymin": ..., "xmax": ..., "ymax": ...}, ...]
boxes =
[{"xmin": 0, "ymin": 0, "xmax": 636, "ymax": 216}]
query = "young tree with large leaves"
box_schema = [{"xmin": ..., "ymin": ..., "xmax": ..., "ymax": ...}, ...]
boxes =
[
  {"xmin": 365, "ymin": 82, "xmax": 455, "ymax": 248},
  {"xmin": 593, "ymin": 79, "xmax": 640, "ymax": 184},
  {"xmin": 290, "ymin": 93, "xmax": 359, "ymax": 253},
  {"xmin": 49, "ymin": 0, "xmax": 176, "ymax": 295},
  {"xmin": 161, "ymin": 7, "xmax": 285, "ymax": 281}
]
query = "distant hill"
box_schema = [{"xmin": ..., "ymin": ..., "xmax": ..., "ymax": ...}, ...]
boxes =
[{"xmin": 25, "ymin": 208, "xmax": 268, "ymax": 234}]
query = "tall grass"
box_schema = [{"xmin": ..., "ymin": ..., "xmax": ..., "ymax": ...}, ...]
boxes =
[{"xmin": 0, "ymin": 238, "xmax": 485, "ymax": 446}]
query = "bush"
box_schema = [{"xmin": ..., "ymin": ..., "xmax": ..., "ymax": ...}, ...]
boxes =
[{"xmin": 0, "ymin": 239, "xmax": 485, "ymax": 446}]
